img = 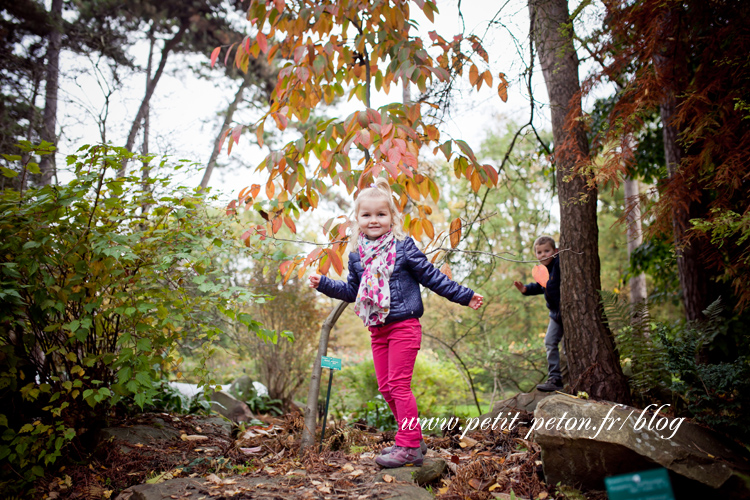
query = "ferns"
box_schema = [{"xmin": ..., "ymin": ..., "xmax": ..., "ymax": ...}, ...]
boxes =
[
  {"xmin": 602, "ymin": 292, "xmax": 750, "ymax": 442},
  {"xmin": 600, "ymin": 291, "xmax": 668, "ymax": 397}
]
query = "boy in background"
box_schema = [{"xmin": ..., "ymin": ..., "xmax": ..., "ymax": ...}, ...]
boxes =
[{"xmin": 513, "ymin": 235, "xmax": 563, "ymax": 392}]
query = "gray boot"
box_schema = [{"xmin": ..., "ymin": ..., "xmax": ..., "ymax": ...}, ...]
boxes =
[{"xmin": 381, "ymin": 438, "xmax": 427, "ymax": 455}]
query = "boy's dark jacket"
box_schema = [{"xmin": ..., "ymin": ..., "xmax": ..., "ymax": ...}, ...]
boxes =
[
  {"xmin": 523, "ymin": 256, "xmax": 561, "ymax": 323},
  {"xmin": 317, "ymin": 238, "xmax": 475, "ymax": 325}
]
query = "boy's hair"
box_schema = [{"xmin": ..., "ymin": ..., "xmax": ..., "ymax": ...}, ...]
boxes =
[
  {"xmin": 350, "ymin": 177, "xmax": 406, "ymax": 247},
  {"xmin": 534, "ymin": 235, "xmax": 556, "ymax": 249}
]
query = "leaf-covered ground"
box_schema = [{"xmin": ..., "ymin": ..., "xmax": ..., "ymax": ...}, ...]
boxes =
[{"xmin": 40, "ymin": 411, "xmax": 607, "ymax": 500}]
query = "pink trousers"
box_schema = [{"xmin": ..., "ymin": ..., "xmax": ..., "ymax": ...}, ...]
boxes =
[{"xmin": 368, "ymin": 318, "xmax": 423, "ymax": 448}]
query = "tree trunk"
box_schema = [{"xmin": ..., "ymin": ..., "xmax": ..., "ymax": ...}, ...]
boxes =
[
  {"xmin": 119, "ymin": 22, "xmax": 187, "ymax": 176},
  {"xmin": 623, "ymin": 177, "xmax": 647, "ymax": 306},
  {"xmin": 529, "ymin": 0, "xmax": 630, "ymax": 404},
  {"xmin": 300, "ymin": 301, "xmax": 348, "ymax": 452},
  {"xmin": 38, "ymin": 0, "xmax": 63, "ymax": 186},
  {"xmin": 652, "ymin": 5, "xmax": 712, "ymax": 322},
  {"xmin": 199, "ymin": 71, "xmax": 253, "ymax": 191}
]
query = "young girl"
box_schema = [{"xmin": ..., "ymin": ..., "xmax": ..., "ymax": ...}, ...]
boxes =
[{"xmin": 309, "ymin": 178, "xmax": 483, "ymax": 468}]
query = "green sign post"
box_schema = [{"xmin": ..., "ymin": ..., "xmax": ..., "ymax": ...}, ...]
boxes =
[
  {"xmin": 319, "ymin": 356, "xmax": 342, "ymax": 452},
  {"xmin": 605, "ymin": 468, "xmax": 675, "ymax": 500}
]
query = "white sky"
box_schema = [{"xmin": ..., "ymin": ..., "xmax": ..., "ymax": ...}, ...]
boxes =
[{"xmin": 55, "ymin": 0, "xmax": 605, "ymax": 238}]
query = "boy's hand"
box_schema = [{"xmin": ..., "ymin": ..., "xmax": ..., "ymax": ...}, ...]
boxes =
[
  {"xmin": 468, "ymin": 293, "xmax": 484, "ymax": 310},
  {"xmin": 513, "ymin": 281, "xmax": 527, "ymax": 293},
  {"xmin": 309, "ymin": 275, "xmax": 321, "ymax": 289}
]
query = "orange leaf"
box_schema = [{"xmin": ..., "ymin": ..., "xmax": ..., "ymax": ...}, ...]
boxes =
[
  {"xmin": 210, "ymin": 47, "xmax": 221, "ymax": 68},
  {"xmin": 469, "ymin": 64, "xmax": 479, "ymax": 86},
  {"xmin": 422, "ymin": 218, "xmax": 435, "ymax": 239},
  {"xmin": 532, "ymin": 264, "xmax": 550, "ymax": 288},
  {"xmin": 326, "ymin": 248, "xmax": 344, "ymax": 275},
  {"xmin": 265, "ymin": 180, "xmax": 275, "ymax": 199},
  {"xmin": 497, "ymin": 72, "xmax": 508, "ymax": 102},
  {"xmin": 483, "ymin": 70, "xmax": 492, "ymax": 87},
  {"xmin": 449, "ymin": 218, "xmax": 462, "ymax": 248},
  {"xmin": 250, "ymin": 184, "xmax": 261, "ymax": 198},
  {"xmin": 440, "ymin": 262, "xmax": 452, "ymax": 280},
  {"xmin": 226, "ymin": 199, "xmax": 237, "ymax": 216},
  {"xmin": 284, "ymin": 216, "xmax": 297, "ymax": 233},
  {"xmin": 318, "ymin": 253, "xmax": 331, "ymax": 275},
  {"xmin": 272, "ymin": 216, "xmax": 282, "ymax": 234}
]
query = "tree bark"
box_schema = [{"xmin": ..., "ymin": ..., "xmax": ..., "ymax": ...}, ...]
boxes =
[
  {"xmin": 300, "ymin": 301, "xmax": 348, "ymax": 452},
  {"xmin": 38, "ymin": 0, "xmax": 63, "ymax": 186},
  {"xmin": 199, "ymin": 71, "xmax": 253, "ymax": 191},
  {"xmin": 623, "ymin": 177, "xmax": 647, "ymax": 307},
  {"xmin": 119, "ymin": 22, "xmax": 187, "ymax": 176},
  {"xmin": 529, "ymin": 0, "xmax": 630, "ymax": 404}
]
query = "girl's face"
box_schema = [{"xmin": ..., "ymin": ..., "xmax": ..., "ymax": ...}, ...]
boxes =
[
  {"xmin": 535, "ymin": 242, "xmax": 556, "ymax": 266},
  {"xmin": 357, "ymin": 197, "xmax": 393, "ymax": 240}
]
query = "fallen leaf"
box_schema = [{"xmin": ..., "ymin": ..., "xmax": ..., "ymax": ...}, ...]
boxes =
[
  {"xmin": 489, "ymin": 483, "xmax": 501, "ymax": 491},
  {"xmin": 350, "ymin": 469, "xmax": 364, "ymax": 477},
  {"xmin": 459, "ymin": 436, "xmax": 479, "ymax": 448},
  {"xmin": 383, "ymin": 474, "xmax": 394, "ymax": 483},
  {"xmin": 538, "ymin": 492, "xmax": 549, "ymax": 499},
  {"xmin": 181, "ymin": 434, "xmax": 208, "ymax": 441},
  {"xmin": 469, "ymin": 478, "xmax": 482, "ymax": 489},
  {"xmin": 450, "ymin": 455, "xmax": 460, "ymax": 464},
  {"xmin": 240, "ymin": 446, "xmax": 263, "ymax": 455},
  {"xmin": 206, "ymin": 473, "xmax": 222, "ymax": 484},
  {"xmin": 342, "ymin": 463, "xmax": 355, "ymax": 472}
]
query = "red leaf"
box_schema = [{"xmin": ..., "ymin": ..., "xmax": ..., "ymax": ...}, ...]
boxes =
[
  {"xmin": 272, "ymin": 216, "xmax": 282, "ymax": 234},
  {"xmin": 226, "ymin": 199, "xmax": 237, "ymax": 216},
  {"xmin": 532, "ymin": 264, "xmax": 550, "ymax": 288},
  {"xmin": 284, "ymin": 216, "xmax": 297, "ymax": 233},
  {"xmin": 210, "ymin": 47, "xmax": 221, "ymax": 68},
  {"xmin": 257, "ymin": 32, "xmax": 268, "ymax": 54},
  {"xmin": 231, "ymin": 124, "xmax": 243, "ymax": 145}
]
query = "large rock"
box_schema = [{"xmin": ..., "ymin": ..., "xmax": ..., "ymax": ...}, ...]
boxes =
[
  {"xmin": 209, "ymin": 390, "xmax": 255, "ymax": 423},
  {"xmin": 478, "ymin": 391, "xmax": 555, "ymax": 422},
  {"xmin": 374, "ymin": 457, "xmax": 447, "ymax": 485},
  {"xmin": 97, "ymin": 417, "xmax": 180, "ymax": 453},
  {"xmin": 533, "ymin": 395, "xmax": 750, "ymax": 496}
]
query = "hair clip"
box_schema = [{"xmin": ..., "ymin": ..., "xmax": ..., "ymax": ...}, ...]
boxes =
[{"xmin": 369, "ymin": 183, "xmax": 376, "ymax": 188}]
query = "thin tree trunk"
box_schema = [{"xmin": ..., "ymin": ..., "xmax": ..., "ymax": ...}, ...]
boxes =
[
  {"xmin": 39, "ymin": 0, "xmax": 63, "ymax": 186},
  {"xmin": 529, "ymin": 0, "xmax": 630, "ymax": 404},
  {"xmin": 141, "ymin": 28, "xmax": 155, "ymax": 214},
  {"xmin": 119, "ymin": 23, "xmax": 187, "ymax": 176},
  {"xmin": 199, "ymin": 71, "xmax": 253, "ymax": 191},
  {"xmin": 623, "ymin": 177, "xmax": 647, "ymax": 306},
  {"xmin": 300, "ymin": 301, "xmax": 348, "ymax": 452}
]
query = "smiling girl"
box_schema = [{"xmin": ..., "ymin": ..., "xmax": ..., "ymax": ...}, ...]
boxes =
[{"xmin": 309, "ymin": 177, "xmax": 483, "ymax": 467}]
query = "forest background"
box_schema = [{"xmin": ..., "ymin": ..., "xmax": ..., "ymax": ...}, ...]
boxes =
[{"xmin": 1, "ymin": 0, "xmax": 749, "ymax": 493}]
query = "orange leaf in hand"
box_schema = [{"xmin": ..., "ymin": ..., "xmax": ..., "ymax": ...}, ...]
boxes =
[{"xmin": 532, "ymin": 264, "xmax": 549, "ymax": 288}]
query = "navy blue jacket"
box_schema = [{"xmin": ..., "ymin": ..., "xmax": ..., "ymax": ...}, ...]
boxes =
[
  {"xmin": 317, "ymin": 238, "xmax": 475, "ymax": 325},
  {"xmin": 523, "ymin": 256, "xmax": 561, "ymax": 323}
]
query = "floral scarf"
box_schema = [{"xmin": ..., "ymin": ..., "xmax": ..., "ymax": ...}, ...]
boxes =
[{"xmin": 354, "ymin": 231, "xmax": 397, "ymax": 326}]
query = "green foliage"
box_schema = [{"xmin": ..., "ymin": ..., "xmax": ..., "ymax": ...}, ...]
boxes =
[
  {"xmin": 0, "ymin": 144, "xmax": 265, "ymax": 490},
  {"xmin": 331, "ymin": 354, "xmax": 466, "ymax": 430},
  {"xmin": 656, "ymin": 299, "xmax": 750, "ymax": 441},
  {"xmin": 600, "ymin": 291, "xmax": 670, "ymax": 400},
  {"xmin": 603, "ymin": 292, "xmax": 750, "ymax": 442}
]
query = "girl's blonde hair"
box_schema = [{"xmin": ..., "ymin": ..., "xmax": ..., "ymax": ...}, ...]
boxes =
[{"xmin": 350, "ymin": 177, "xmax": 406, "ymax": 247}]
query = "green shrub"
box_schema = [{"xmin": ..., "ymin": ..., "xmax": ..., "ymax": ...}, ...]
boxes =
[{"xmin": 0, "ymin": 144, "xmax": 266, "ymax": 491}]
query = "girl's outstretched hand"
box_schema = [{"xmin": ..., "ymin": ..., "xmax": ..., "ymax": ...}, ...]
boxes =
[
  {"xmin": 513, "ymin": 281, "xmax": 527, "ymax": 293},
  {"xmin": 468, "ymin": 293, "xmax": 484, "ymax": 310},
  {"xmin": 309, "ymin": 275, "xmax": 321, "ymax": 288}
]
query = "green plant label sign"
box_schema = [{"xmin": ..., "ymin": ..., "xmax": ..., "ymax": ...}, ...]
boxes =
[
  {"xmin": 605, "ymin": 468, "xmax": 675, "ymax": 500},
  {"xmin": 321, "ymin": 356, "xmax": 342, "ymax": 370}
]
